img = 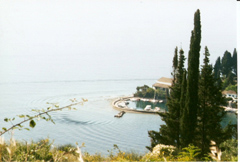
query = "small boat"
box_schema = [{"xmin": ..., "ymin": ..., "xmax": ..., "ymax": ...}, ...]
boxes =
[
  {"xmin": 144, "ymin": 105, "xmax": 152, "ymax": 111},
  {"xmin": 150, "ymin": 99, "xmax": 158, "ymax": 103},
  {"xmin": 141, "ymin": 98, "xmax": 150, "ymax": 102},
  {"xmin": 159, "ymin": 100, "xmax": 163, "ymax": 103},
  {"xmin": 154, "ymin": 107, "xmax": 161, "ymax": 111},
  {"xmin": 114, "ymin": 111, "xmax": 125, "ymax": 118},
  {"xmin": 117, "ymin": 102, "xmax": 126, "ymax": 108},
  {"xmin": 125, "ymin": 101, "xmax": 129, "ymax": 105}
]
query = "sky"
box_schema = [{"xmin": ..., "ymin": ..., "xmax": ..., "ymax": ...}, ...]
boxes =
[{"xmin": 0, "ymin": 0, "xmax": 238, "ymax": 81}]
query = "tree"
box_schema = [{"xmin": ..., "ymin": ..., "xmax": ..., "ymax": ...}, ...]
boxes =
[
  {"xmin": 180, "ymin": 70, "xmax": 187, "ymax": 115},
  {"xmin": 147, "ymin": 48, "xmax": 186, "ymax": 151},
  {"xmin": 232, "ymin": 48, "xmax": 237, "ymax": 76},
  {"xmin": 213, "ymin": 56, "xmax": 221, "ymax": 79},
  {"xmin": 181, "ymin": 9, "xmax": 201, "ymax": 147},
  {"xmin": 222, "ymin": 72, "xmax": 235, "ymax": 90},
  {"xmin": 221, "ymin": 51, "xmax": 232, "ymax": 77},
  {"xmin": 196, "ymin": 47, "xmax": 226, "ymax": 156},
  {"xmin": 172, "ymin": 47, "xmax": 178, "ymax": 80}
]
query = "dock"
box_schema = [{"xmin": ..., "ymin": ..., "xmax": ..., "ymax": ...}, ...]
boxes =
[{"xmin": 114, "ymin": 111, "xmax": 126, "ymax": 118}]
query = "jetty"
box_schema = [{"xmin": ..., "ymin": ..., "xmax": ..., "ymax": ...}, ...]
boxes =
[
  {"xmin": 222, "ymin": 106, "xmax": 238, "ymax": 114},
  {"xmin": 114, "ymin": 111, "xmax": 125, "ymax": 118},
  {"xmin": 112, "ymin": 96, "xmax": 166, "ymax": 114}
]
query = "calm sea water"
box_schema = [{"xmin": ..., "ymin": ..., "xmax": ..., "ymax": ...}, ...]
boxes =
[
  {"xmin": 0, "ymin": 0, "xmax": 237, "ymax": 155},
  {"xmin": 0, "ymin": 79, "xmax": 165, "ymax": 154}
]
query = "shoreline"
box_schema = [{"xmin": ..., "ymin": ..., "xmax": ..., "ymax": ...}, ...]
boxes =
[{"xmin": 111, "ymin": 96, "xmax": 165, "ymax": 114}]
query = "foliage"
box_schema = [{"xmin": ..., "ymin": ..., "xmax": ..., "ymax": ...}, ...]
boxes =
[
  {"xmin": 197, "ymin": 46, "xmax": 226, "ymax": 156},
  {"xmin": 213, "ymin": 49, "xmax": 237, "ymax": 92},
  {"xmin": 1, "ymin": 98, "xmax": 88, "ymax": 137},
  {"xmin": 232, "ymin": 48, "xmax": 237, "ymax": 75},
  {"xmin": 0, "ymin": 136, "xmax": 237, "ymax": 161},
  {"xmin": 214, "ymin": 56, "xmax": 221, "ymax": 79},
  {"xmin": 147, "ymin": 48, "xmax": 186, "ymax": 151},
  {"xmin": 219, "ymin": 139, "xmax": 238, "ymax": 161},
  {"xmin": 177, "ymin": 144, "xmax": 201, "ymax": 161},
  {"xmin": 172, "ymin": 46, "xmax": 178, "ymax": 79},
  {"xmin": 147, "ymin": 9, "xmax": 237, "ymax": 160},
  {"xmin": 221, "ymin": 50, "xmax": 232, "ymax": 77},
  {"xmin": 134, "ymin": 85, "xmax": 166, "ymax": 99},
  {"xmin": 0, "ymin": 137, "xmax": 81, "ymax": 162},
  {"xmin": 182, "ymin": 9, "xmax": 201, "ymax": 147},
  {"xmin": 225, "ymin": 84, "xmax": 237, "ymax": 93}
]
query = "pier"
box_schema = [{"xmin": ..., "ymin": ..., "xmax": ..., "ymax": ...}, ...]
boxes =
[{"xmin": 112, "ymin": 96, "xmax": 166, "ymax": 114}]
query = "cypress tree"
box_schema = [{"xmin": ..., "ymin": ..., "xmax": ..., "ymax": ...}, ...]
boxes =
[
  {"xmin": 181, "ymin": 9, "xmax": 201, "ymax": 147},
  {"xmin": 232, "ymin": 48, "xmax": 237, "ymax": 76},
  {"xmin": 147, "ymin": 48, "xmax": 186, "ymax": 150},
  {"xmin": 221, "ymin": 50, "xmax": 232, "ymax": 77},
  {"xmin": 197, "ymin": 47, "xmax": 226, "ymax": 155},
  {"xmin": 180, "ymin": 70, "xmax": 187, "ymax": 116},
  {"xmin": 172, "ymin": 47, "xmax": 179, "ymax": 80},
  {"xmin": 213, "ymin": 56, "xmax": 221, "ymax": 79}
]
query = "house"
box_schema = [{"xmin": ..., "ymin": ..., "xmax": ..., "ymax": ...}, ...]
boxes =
[
  {"xmin": 222, "ymin": 90, "xmax": 237, "ymax": 99},
  {"xmin": 152, "ymin": 77, "xmax": 173, "ymax": 95}
]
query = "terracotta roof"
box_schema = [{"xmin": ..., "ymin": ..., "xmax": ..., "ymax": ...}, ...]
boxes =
[
  {"xmin": 222, "ymin": 90, "xmax": 237, "ymax": 95},
  {"xmin": 153, "ymin": 77, "xmax": 173, "ymax": 88},
  {"xmin": 157, "ymin": 77, "xmax": 173, "ymax": 84},
  {"xmin": 153, "ymin": 83, "xmax": 171, "ymax": 88}
]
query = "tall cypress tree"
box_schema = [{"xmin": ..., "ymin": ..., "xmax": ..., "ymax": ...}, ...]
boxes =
[
  {"xmin": 181, "ymin": 9, "xmax": 201, "ymax": 147},
  {"xmin": 197, "ymin": 47, "xmax": 226, "ymax": 155},
  {"xmin": 180, "ymin": 70, "xmax": 187, "ymax": 117},
  {"xmin": 147, "ymin": 48, "xmax": 186, "ymax": 150},
  {"xmin": 213, "ymin": 56, "xmax": 221, "ymax": 79},
  {"xmin": 232, "ymin": 48, "xmax": 237, "ymax": 76},
  {"xmin": 172, "ymin": 47, "xmax": 179, "ymax": 80}
]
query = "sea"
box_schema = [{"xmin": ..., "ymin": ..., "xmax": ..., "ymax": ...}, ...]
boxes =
[{"xmin": 0, "ymin": 0, "xmax": 237, "ymax": 155}]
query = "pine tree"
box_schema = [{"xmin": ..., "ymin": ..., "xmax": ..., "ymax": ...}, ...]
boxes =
[
  {"xmin": 197, "ymin": 47, "xmax": 226, "ymax": 155},
  {"xmin": 181, "ymin": 9, "xmax": 201, "ymax": 147}
]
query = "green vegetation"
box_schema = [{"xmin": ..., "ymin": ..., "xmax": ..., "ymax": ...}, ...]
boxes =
[
  {"xmin": 214, "ymin": 48, "xmax": 238, "ymax": 91},
  {"xmin": 1, "ymin": 137, "xmax": 235, "ymax": 161},
  {"xmin": 147, "ymin": 47, "xmax": 186, "ymax": 150},
  {"xmin": 0, "ymin": 99, "xmax": 87, "ymax": 136},
  {"xmin": 147, "ymin": 9, "xmax": 237, "ymax": 161},
  {"xmin": 219, "ymin": 139, "xmax": 238, "ymax": 161},
  {"xmin": 0, "ymin": 9, "xmax": 237, "ymax": 162},
  {"xmin": 182, "ymin": 9, "xmax": 201, "ymax": 146},
  {"xmin": 133, "ymin": 85, "xmax": 166, "ymax": 99}
]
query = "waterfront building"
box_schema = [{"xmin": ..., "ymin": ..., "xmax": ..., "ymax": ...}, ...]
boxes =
[
  {"xmin": 222, "ymin": 90, "xmax": 238, "ymax": 99},
  {"xmin": 152, "ymin": 77, "xmax": 173, "ymax": 95}
]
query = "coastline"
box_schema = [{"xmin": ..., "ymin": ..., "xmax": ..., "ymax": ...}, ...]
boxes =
[{"xmin": 111, "ymin": 96, "xmax": 164, "ymax": 114}]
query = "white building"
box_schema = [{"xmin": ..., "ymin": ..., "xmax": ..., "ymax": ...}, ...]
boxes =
[
  {"xmin": 152, "ymin": 77, "xmax": 173, "ymax": 95},
  {"xmin": 222, "ymin": 90, "xmax": 237, "ymax": 99}
]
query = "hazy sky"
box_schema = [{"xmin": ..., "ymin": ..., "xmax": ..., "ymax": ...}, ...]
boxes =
[{"xmin": 0, "ymin": 0, "xmax": 238, "ymax": 81}]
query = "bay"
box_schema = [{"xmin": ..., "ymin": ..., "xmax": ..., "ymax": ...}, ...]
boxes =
[{"xmin": 0, "ymin": 0, "xmax": 237, "ymax": 155}]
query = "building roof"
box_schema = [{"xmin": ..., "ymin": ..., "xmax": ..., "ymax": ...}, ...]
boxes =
[
  {"xmin": 222, "ymin": 90, "xmax": 237, "ymax": 95},
  {"xmin": 153, "ymin": 77, "xmax": 173, "ymax": 88}
]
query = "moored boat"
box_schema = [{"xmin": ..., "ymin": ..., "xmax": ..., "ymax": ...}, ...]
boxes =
[
  {"xmin": 150, "ymin": 99, "xmax": 158, "ymax": 103},
  {"xmin": 144, "ymin": 105, "xmax": 152, "ymax": 111},
  {"xmin": 154, "ymin": 107, "xmax": 161, "ymax": 112},
  {"xmin": 159, "ymin": 100, "xmax": 163, "ymax": 103}
]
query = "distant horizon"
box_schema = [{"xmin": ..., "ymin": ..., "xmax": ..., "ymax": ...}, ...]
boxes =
[{"xmin": 0, "ymin": 0, "xmax": 237, "ymax": 82}]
